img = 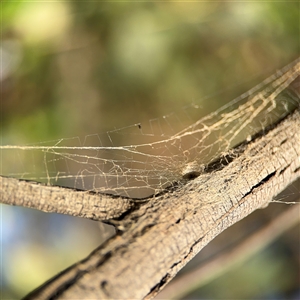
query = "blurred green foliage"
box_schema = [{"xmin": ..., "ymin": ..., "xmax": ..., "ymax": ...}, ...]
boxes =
[{"xmin": 2, "ymin": 1, "xmax": 299, "ymax": 142}]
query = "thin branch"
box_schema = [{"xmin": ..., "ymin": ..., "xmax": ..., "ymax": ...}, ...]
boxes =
[{"xmin": 0, "ymin": 177, "xmax": 134, "ymax": 221}]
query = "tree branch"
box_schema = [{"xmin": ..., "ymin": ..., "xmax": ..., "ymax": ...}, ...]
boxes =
[
  {"xmin": 0, "ymin": 176, "xmax": 135, "ymax": 221},
  {"xmin": 21, "ymin": 107, "xmax": 300, "ymax": 299},
  {"xmin": 157, "ymin": 202, "xmax": 300, "ymax": 299}
]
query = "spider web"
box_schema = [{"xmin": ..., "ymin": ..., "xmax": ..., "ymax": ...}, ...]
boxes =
[{"xmin": 1, "ymin": 59, "xmax": 299, "ymax": 198}]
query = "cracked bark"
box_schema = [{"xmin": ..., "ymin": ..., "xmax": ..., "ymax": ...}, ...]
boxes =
[
  {"xmin": 0, "ymin": 176, "xmax": 135, "ymax": 221},
  {"xmin": 1, "ymin": 106, "xmax": 296, "ymax": 299}
]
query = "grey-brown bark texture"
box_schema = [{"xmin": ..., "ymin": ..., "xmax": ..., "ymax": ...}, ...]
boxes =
[
  {"xmin": 1, "ymin": 105, "xmax": 298, "ymax": 299},
  {"xmin": 0, "ymin": 176, "xmax": 134, "ymax": 221}
]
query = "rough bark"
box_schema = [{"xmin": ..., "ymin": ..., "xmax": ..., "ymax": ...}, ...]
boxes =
[
  {"xmin": 14, "ymin": 107, "xmax": 299, "ymax": 300},
  {"xmin": 0, "ymin": 176, "xmax": 135, "ymax": 221},
  {"xmin": 157, "ymin": 203, "xmax": 300, "ymax": 299}
]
